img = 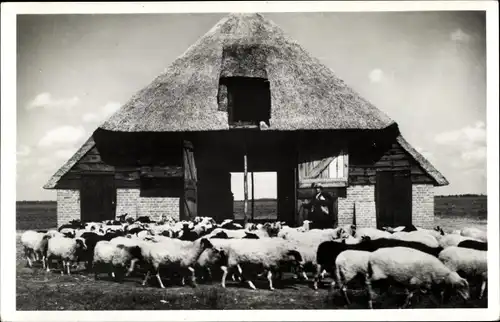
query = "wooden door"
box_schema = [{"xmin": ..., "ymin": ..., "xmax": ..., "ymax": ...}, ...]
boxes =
[
  {"xmin": 375, "ymin": 170, "xmax": 412, "ymax": 229},
  {"xmin": 80, "ymin": 174, "xmax": 116, "ymax": 222},
  {"xmin": 277, "ymin": 166, "xmax": 297, "ymax": 226},
  {"xmin": 182, "ymin": 140, "xmax": 198, "ymax": 221}
]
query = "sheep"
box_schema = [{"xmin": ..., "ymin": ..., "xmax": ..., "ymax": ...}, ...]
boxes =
[
  {"xmin": 353, "ymin": 227, "xmax": 392, "ymax": 240},
  {"xmin": 331, "ymin": 250, "xmax": 372, "ymax": 305},
  {"xmin": 92, "ymin": 240, "xmax": 143, "ymax": 281},
  {"xmin": 315, "ymin": 237, "xmax": 444, "ymax": 290},
  {"xmin": 45, "ymin": 236, "xmax": 88, "ymax": 275},
  {"xmin": 365, "ymin": 247, "xmax": 470, "ymax": 309},
  {"xmin": 217, "ymin": 238, "xmax": 305, "ymax": 290},
  {"xmin": 439, "ymin": 234, "xmax": 479, "ymax": 248},
  {"xmin": 219, "ymin": 219, "xmax": 243, "ymax": 230},
  {"xmin": 457, "ymin": 240, "xmax": 488, "ymax": 251},
  {"xmin": 438, "ymin": 246, "xmax": 488, "ymax": 299},
  {"xmin": 416, "ymin": 226, "xmax": 445, "ymax": 240},
  {"xmin": 389, "ymin": 231, "xmax": 440, "ymax": 248},
  {"xmin": 139, "ymin": 237, "xmax": 218, "ymax": 289},
  {"xmin": 20, "ymin": 230, "xmax": 49, "ymax": 268},
  {"xmin": 460, "ymin": 227, "xmax": 487, "ymax": 242}
]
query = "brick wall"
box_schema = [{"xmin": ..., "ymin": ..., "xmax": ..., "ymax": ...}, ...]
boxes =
[
  {"xmin": 412, "ymin": 184, "xmax": 435, "ymax": 229},
  {"xmin": 57, "ymin": 190, "xmax": 80, "ymax": 227},
  {"xmin": 338, "ymin": 185, "xmax": 376, "ymax": 228},
  {"xmin": 116, "ymin": 188, "xmax": 180, "ymax": 221}
]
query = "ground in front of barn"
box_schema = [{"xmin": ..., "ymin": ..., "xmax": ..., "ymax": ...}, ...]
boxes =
[{"xmin": 16, "ymin": 215, "xmax": 488, "ymax": 310}]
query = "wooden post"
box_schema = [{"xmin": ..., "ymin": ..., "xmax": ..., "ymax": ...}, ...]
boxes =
[
  {"xmin": 251, "ymin": 171, "xmax": 255, "ymax": 221},
  {"xmin": 243, "ymin": 153, "xmax": 248, "ymax": 225}
]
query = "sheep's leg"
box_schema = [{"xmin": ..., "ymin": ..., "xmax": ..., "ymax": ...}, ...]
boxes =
[
  {"xmin": 45, "ymin": 255, "xmax": 51, "ymax": 272},
  {"xmin": 155, "ymin": 270, "xmax": 166, "ymax": 289},
  {"xmin": 401, "ymin": 289, "xmax": 414, "ymax": 309},
  {"xmin": 221, "ymin": 266, "xmax": 228, "ymax": 288},
  {"xmin": 42, "ymin": 255, "xmax": 47, "ymax": 270},
  {"xmin": 341, "ymin": 285, "xmax": 351, "ymax": 306},
  {"xmin": 479, "ymin": 278, "xmax": 487, "ymax": 299},
  {"xmin": 142, "ymin": 270, "xmax": 151, "ymax": 286},
  {"xmin": 188, "ymin": 267, "xmax": 197, "ymax": 287},
  {"xmin": 313, "ymin": 264, "xmax": 322, "ymax": 290},
  {"xmin": 267, "ymin": 270, "xmax": 274, "ymax": 291},
  {"xmin": 365, "ymin": 276, "xmax": 374, "ymax": 309},
  {"xmin": 67, "ymin": 260, "xmax": 72, "ymax": 275},
  {"xmin": 125, "ymin": 258, "xmax": 138, "ymax": 277},
  {"xmin": 61, "ymin": 260, "xmax": 66, "ymax": 275},
  {"xmin": 302, "ymin": 271, "xmax": 309, "ymax": 281}
]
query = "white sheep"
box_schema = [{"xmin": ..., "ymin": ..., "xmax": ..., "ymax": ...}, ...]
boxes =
[
  {"xmin": 438, "ymin": 246, "xmax": 488, "ymax": 299},
  {"xmin": 20, "ymin": 230, "xmax": 49, "ymax": 268},
  {"xmin": 389, "ymin": 231, "xmax": 440, "ymax": 248},
  {"xmin": 139, "ymin": 237, "xmax": 217, "ymax": 289},
  {"xmin": 439, "ymin": 234, "xmax": 479, "ymax": 248},
  {"xmin": 218, "ymin": 238, "xmax": 305, "ymax": 290},
  {"xmin": 92, "ymin": 240, "xmax": 143, "ymax": 280},
  {"xmin": 331, "ymin": 250, "xmax": 372, "ymax": 305},
  {"xmin": 45, "ymin": 236, "xmax": 87, "ymax": 275},
  {"xmin": 354, "ymin": 227, "xmax": 392, "ymax": 240},
  {"xmin": 460, "ymin": 227, "xmax": 487, "ymax": 242},
  {"xmin": 365, "ymin": 247, "xmax": 470, "ymax": 309}
]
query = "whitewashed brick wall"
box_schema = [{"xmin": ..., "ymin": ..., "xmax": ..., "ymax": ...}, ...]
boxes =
[
  {"xmin": 57, "ymin": 190, "xmax": 80, "ymax": 227},
  {"xmin": 338, "ymin": 185, "xmax": 376, "ymax": 228},
  {"xmin": 116, "ymin": 188, "xmax": 180, "ymax": 221},
  {"xmin": 412, "ymin": 184, "xmax": 435, "ymax": 229}
]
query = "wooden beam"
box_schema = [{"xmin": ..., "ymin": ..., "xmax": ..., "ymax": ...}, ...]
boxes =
[
  {"xmin": 243, "ymin": 153, "xmax": 248, "ymax": 225},
  {"xmin": 251, "ymin": 171, "xmax": 255, "ymax": 221},
  {"xmin": 307, "ymin": 157, "xmax": 336, "ymax": 179},
  {"xmin": 298, "ymin": 178, "xmax": 348, "ymax": 188}
]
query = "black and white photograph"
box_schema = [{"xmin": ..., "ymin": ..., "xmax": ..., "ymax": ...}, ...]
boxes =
[{"xmin": 1, "ymin": 1, "xmax": 499, "ymax": 321}]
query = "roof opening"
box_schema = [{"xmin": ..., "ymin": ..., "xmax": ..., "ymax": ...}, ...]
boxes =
[{"xmin": 219, "ymin": 76, "xmax": 271, "ymax": 127}]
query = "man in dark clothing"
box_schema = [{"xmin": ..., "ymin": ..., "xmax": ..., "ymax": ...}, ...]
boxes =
[{"xmin": 302, "ymin": 183, "xmax": 336, "ymax": 229}]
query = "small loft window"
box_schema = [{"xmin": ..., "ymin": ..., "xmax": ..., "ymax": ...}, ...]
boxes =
[{"xmin": 219, "ymin": 77, "xmax": 271, "ymax": 127}]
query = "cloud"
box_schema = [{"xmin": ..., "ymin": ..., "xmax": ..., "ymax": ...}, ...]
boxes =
[
  {"xmin": 55, "ymin": 148, "xmax": 78, "ymax": 160},
  {"xmin": 450, "ymin": 28, "xmax": 471, "ymax": 43},
  {"xmin": 27, "ymin": 92, "xmax": 80, "ymax": 111},
  {"xmin": 38, "ymin": 125, "xmax": 86, "ymax": 148},
  {"xmin": 435, "ymin": 121, "xmax": 487, "ymax": 172},
  {"xmin": 81, "ymin": 101, "xmax": 121, "ymax": 124},
  {"xmin": 102, "ymin": 102, "xmax": 121, "ymax": 117},
  {"xmin": 434, "ymin": 121, "xmax": 486, "ymax": 147},
  {"xmin": 369, "ymin": 68, "xmax": 384, "ymax": 83},
  {"xmin": 82, "ymin": 113, "xmax": 100, "ymax": 123},
  {"xmin": 17, "ymin": 145, "xmax": 31, "ymax": 157}
]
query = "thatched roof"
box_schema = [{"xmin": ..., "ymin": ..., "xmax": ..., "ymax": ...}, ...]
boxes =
[
  {"xmin": 43, "ymin": 136, "xmax": 95, "ymax": 189},
  {"xmin": 98, "ymin": 12, "xmax": 395, "ymax": 132},
  {"xmin": 396, "ymin": 135, "xmax": 449, "ymax": 186}
]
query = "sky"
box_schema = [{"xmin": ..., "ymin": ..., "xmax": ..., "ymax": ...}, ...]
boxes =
[{"xmin": 16, "ymin": 11, "xmax": 487, "ymax": 201}]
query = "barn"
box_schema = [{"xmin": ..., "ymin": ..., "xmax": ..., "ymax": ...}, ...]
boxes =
[{"xmin": 43, "ymin": 13, "xmax": 448, "ymax": 230}]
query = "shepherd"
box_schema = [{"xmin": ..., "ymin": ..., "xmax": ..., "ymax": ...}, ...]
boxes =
[{"xmin": 302, "ymin": 183, "xmax": 336, "ymax": 229}]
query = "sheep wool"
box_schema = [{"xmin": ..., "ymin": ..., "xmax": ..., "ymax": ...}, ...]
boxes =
[
  {"xmin": 354, "ymin": 228, "xmax": 392, "ymax": 240},
  {"xmin": 366, "ymin": 247, "xmax": 470, "ymax": 309},
  {"xmin": 438, "ymin": 246, "xmax": 488, "ymax": 299},
  {"xmin": 389, "ymin": 231, "xmax": 440, "ymax": 248},
  {"xmin": 20, "ymin": 230, "xmax": 48, "ymax": 268},
  {"xmin": 333, "ymin": 250, "xmax": 372, "ymax": 305}
]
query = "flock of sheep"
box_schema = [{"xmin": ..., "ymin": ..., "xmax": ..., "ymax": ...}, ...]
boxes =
[{"xmin": 20, "ymin": 214, "xmax": 488, "ymax": 309}]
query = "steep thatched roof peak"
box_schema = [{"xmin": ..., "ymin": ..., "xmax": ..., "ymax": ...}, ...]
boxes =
[{"xmin": 98, "ymin": 12, "xmax": 395, "ymax": 133}]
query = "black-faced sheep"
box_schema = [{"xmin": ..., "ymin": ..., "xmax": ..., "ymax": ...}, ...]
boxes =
[
  {"xmin": 93, "ymin": 241, "xmax": 144, "ymax": 281},
  {"xmin": 45, "ymin": 236, "xmax": 88, "ymax": 275}
]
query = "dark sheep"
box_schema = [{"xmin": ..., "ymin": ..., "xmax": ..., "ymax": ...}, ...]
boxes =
[
  {"xmin": 242, "ymin": 232, "xmax": 260, "ymax": 239},
  {"xmin": 401, "ymin": 224, "xmax": 418, "ymax": 232},
  {"xmin": 127, "ymin": 227, "xmax": 145, "ymax": 235},
  {"xmin": 457, "ymin": 239, "xmax": 488, "ymax": 251},
  {"xmin": 179, "ymin": 225, "xmax": 200, "ymax": 241},
  {"xmin": 78, "ymin": 232, "xmax": 108, "ymax": 271},
  {"xmin": 136, "ymin": 216, "xmax": 154, "ymax": 224},
  {"xmin": 57, "ymin": 219, "xmax": 85, "ymax": 232},
  {"xmin": 364, "ymin": 238, "xmax": 444, "ymax": 258},
  {"xmin": 210, "ymin": 231, "xmax": 230, "ymax": 239},
  {"xmin": 220, "ymin": 222, "xmax": 242, "ymax": 230}
]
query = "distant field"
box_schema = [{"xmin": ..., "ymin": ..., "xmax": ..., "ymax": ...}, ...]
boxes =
[{"xmin": 16, "ymin": 195, "xmax": 487, "ymax": 230}]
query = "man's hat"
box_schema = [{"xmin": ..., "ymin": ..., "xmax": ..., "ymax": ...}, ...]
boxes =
[{"xmin": 312, "ymin": 182, "xmax": 323, "ymax": 189}]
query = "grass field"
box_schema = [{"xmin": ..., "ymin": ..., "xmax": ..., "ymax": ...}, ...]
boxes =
[{"xmin": 15, "ymin": 196, "xmax": 488, "ymax": 310}]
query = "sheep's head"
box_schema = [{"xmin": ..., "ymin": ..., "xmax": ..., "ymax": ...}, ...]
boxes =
[
  {"xmin": 446, "ymin": 272, "xmax": 470, "ymax": 302},
  {"xmin": 200, "ymin": 238, "xmax": 214, "ymax": 250},
  {"xmin": 75, "ymin": 238, "xmax": 87, "ymax": 251}
]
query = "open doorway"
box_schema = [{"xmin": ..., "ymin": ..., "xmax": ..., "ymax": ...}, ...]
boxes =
[{"xmin": 231, "ymin": 171, "xmax": 277, "ymax": 221}]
